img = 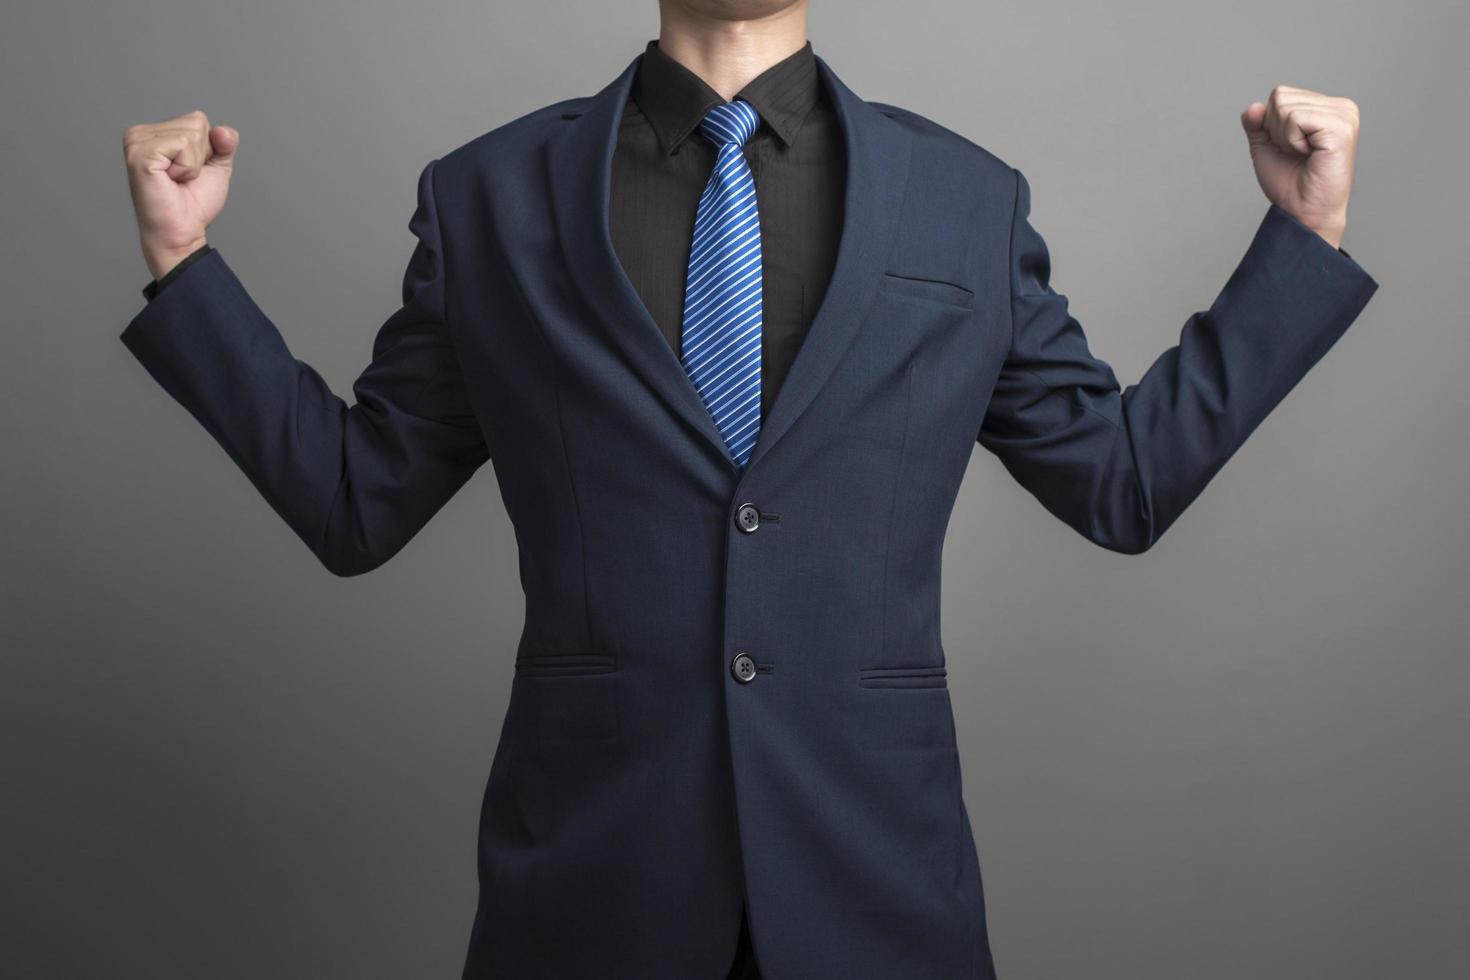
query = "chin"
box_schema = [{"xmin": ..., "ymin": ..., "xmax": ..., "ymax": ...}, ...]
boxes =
[{"xmin": 668, "ymin": 0, "xmax": 806, "ymax": 21}]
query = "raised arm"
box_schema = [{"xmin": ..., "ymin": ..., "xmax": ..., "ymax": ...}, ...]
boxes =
[
  {"xmin": 978, "ymin": 87, "xmax": 1378, "ymax": 553},
  {"xmin": 119, "ymin": 112, "xmax": 489, "ymax": 575}
]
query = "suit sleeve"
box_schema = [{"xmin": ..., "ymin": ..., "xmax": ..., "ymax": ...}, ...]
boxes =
[
  {"xmin": 976, "ymin": 166, "xmax": 1379, "ymax": 554},
  {"xmin": 119, "ymin": 157, "xmax": 490, "ymax": 576}
]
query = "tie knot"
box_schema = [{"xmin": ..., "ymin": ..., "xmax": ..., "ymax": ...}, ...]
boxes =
[{"xmin": 699, "ymin": 98, "xmax": 761, "ymax": 148}]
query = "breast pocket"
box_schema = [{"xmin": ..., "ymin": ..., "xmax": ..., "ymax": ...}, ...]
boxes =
[{"xmin": 878, "ymin": 271, "xmax": 975, "ymax": 311}]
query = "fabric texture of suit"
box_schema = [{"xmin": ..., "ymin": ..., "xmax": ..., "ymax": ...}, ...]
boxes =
[{"xmin": 119, "ymin": 46, "xmax": 1380, "ymax": 980}]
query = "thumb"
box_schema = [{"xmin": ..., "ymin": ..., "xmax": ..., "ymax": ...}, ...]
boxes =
[
  {"xmin": 1240, "ymin": 102, "xmax": 1271, "ymax": 151},
  {"xmin": 207, "ymin": 125, "xmax": 238, "ymax": 169}
]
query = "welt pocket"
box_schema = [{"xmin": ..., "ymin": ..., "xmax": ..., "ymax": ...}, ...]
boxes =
[
  {"xmin": 514, "ymin": 650, "xmax": 618, "ymax": 677},
  {"xmin": 879, "ymin": 272, "xmax": 974, "ymax": 311},
  {"xmin": 857, "ymin": 665, "xmax": 949, "ymax": 689}
]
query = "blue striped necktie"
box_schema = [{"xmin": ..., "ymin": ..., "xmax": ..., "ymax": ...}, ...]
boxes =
[{"xmin": 680, "ymin": 97, "xmax": 764, "ymax": 469}]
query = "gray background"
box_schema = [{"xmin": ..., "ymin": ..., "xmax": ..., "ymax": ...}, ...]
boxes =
[{"xmin": 3, "ymin": 1, "xmax": 1466, "ymax": 977}]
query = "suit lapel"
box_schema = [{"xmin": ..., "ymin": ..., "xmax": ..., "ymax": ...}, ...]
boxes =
[
  {"xmin": 545, "ymin": 50, "xmax": 913, "ymax": 478},
  {"xmin": 547, "ymin": 55, "xmax": 736, "ymax": 472},
  {"xmin": 746, "ymin": 55, "xmax": 912, "ymax": 472}
]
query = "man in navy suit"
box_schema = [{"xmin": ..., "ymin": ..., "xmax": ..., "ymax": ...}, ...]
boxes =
[{"xmin": 118, "ymin": 1, "xmax": 1377, "ymax": 976}]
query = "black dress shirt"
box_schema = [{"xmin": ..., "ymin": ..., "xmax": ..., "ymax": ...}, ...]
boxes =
[
  {"xmin": 612, "ymin": 38, "xmax": 843, "ymax": 422},
  {"xmin": 142, "ymin": 41, "xmax": 842, "ymax": 978}
]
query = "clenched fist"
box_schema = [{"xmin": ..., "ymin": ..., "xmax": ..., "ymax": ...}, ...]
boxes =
[
  {"xmin": 1241, "ymin": 85, "xmax": 1360, "ymax": 249},
  {"xmin": 122, "ymin": 110, "xmax": 239, "ymax": 281}
]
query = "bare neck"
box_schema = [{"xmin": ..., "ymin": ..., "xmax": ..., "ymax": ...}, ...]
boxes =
[{"xmin": 655, "ymin": 1, "xmax": 809, "ymax": 101}]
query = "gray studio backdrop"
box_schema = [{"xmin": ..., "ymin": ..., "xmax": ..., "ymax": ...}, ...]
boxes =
[{"xmin": 3, "ymin": 1, "xmax": 1466, "ymax": 977}]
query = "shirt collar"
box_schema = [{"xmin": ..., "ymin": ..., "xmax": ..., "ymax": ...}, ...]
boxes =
[{"xmin": 631, "ymin": 37, "xmax": 823, "ymax": 156}]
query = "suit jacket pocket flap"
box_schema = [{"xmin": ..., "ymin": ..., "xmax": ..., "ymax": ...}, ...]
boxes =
[
  {"xmin": 879, "ymin": 272, "xmax": 974, "ymax": 310},
  {"xmin": 857, "ymin": 664, "xmax": 948, "ymax": 689},
  {"xmin": 514, "ymin": 650, "xmax": 618, "ymax": 676}
]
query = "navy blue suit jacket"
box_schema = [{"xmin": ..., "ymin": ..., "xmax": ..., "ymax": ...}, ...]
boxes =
[{"xmin": 120, "ymin": 50, "xmax": 1378, "ymax": 979}]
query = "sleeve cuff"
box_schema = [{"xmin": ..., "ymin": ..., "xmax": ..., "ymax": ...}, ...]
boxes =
[
  {"xmin": 1206, "ymin": 202, "xmax": 1380, "ymax": 403},
  {"xmin": 121, "ymin": 245, "xmax": 239, "ymax": 360},
  {"xmin": 1261, "ymin": 203, "xmax": 1375, "ymax": 286}
]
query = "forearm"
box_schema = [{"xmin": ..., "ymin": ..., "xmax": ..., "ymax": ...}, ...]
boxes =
[
  {"xmin": 1090, "ymin": 204, "xmax": 1377, "ymax": 550},
  {"xmin": 119, "ymin": 245, "xmax": 487, "ymax": 576}
]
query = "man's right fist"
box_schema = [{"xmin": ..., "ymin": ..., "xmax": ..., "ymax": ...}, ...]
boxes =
[{"xmin": 122, "ymin": 110, "xmax": 238, "ymax": 281}]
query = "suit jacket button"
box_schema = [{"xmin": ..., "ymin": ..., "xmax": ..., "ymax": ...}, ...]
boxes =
[
  {"xmin": 731, "ymin": 653, "xmax": 757, "ymax": 683},
  {"xmin": 735, "ymin": 503, "xmax": 760, "ymax": 533}
]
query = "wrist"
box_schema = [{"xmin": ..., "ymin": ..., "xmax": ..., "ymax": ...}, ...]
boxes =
[
  {"xmin": 1298, "ymin": 208, "xmax": 1348, "ymax": 251},
  {"xmin": 1309, "ymin": 223, "xmax": 1345, "ymax": 250},
  {"xmin": 143, "ymin": 236, "xmax": 209, "ymax": 282}
]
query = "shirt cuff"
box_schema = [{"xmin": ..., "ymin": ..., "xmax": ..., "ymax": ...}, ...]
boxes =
[{"xmin": 141, "ymin": 243, "xmax": 215, "ymax": 301}]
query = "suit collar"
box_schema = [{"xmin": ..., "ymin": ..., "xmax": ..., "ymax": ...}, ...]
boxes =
[
  {"xmin": 632, "ymin": 38, "xmax": 824, "ymax": 155},
  {"xmin": 545, "ymin": 48, "xmax": 913, "ymax": 481}
]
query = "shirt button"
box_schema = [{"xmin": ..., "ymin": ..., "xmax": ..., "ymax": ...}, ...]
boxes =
[
  {"xmin": 735, "ymin": 503, "xmax": 761, "ymax": 533},
  {"xmin": 730, "ymin": 653, "xmax": 757, "ymax": 683}
]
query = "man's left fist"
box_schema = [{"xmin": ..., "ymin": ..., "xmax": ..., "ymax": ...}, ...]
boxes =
[{"xmin": 1240, "ymin": 85, "xmax": 1360, "ymax": 249}]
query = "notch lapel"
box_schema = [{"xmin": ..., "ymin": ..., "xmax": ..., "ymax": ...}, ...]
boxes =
[
  {"xmin": 547, "ymin": 55, "xmax": 736, "ymax": 473},
  {"xmin": 544, "ymin": 51, "xmax": 913, "ymax": 478}
]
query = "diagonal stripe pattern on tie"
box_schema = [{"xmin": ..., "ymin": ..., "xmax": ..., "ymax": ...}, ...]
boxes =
[{"xmin": 680, "ymin": 97, "xmax": 764, "ymax": 469}]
